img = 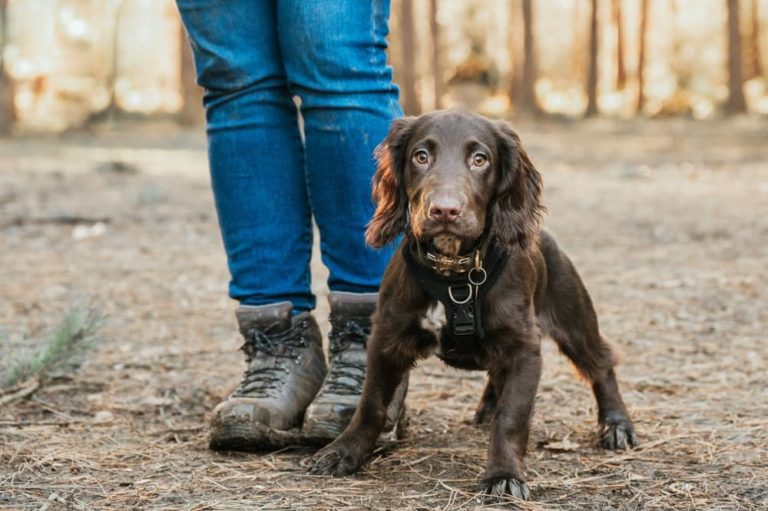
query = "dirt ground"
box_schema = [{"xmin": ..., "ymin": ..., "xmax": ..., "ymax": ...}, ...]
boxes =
[{"xmin": 0, "ymin": 118, "xmax": 766, "ymax": 510}]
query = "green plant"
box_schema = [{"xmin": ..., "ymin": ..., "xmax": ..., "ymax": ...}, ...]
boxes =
[{"xmin": 2, "ymin": 305, "xmax": 103, "ymax": 389}]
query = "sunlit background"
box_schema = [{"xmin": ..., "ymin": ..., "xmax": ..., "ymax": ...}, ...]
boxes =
[{"xmin": 0, "ymin": 0, "xmax": 766, "ymax": 133}]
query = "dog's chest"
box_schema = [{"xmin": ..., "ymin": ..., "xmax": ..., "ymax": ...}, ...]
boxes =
[
  {"xmin": 419, "ymin": 303, "xmax": 447, "ymax": 337},
  {"xmin": 418, "ymin": 303, "xmax": 485, "ymax": 370}
]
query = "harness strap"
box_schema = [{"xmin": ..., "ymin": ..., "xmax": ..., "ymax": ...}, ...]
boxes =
[{"xmin": 402, "ymin": 237, "xmax": 510, "ymax": 348}]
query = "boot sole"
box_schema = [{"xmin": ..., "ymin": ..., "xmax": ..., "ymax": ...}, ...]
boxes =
[{"xmin": 209, "ymin": 421, "xmax": 303, "ymax": 452}]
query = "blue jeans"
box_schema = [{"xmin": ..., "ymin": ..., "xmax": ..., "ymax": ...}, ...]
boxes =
[{"xmin": 176, "ymin": 1, "xmax": 402, "ymax": 312}]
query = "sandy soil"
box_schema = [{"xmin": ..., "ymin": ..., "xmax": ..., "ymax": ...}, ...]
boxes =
[{"xmin": 1, "ymin": 118, "xmax": 766, "ymax": 510}]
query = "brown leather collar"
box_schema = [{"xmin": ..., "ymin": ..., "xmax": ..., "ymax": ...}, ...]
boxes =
[{"xmin": 419, "ymin": 235, "xmax": 492, "ymax": 275}]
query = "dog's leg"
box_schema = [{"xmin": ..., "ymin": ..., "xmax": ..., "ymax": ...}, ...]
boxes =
[
  {"xmin": 591, "ymin": 367, "xmax": 637, "ymax": 449},
  {"xmin": 543, "ymin": 293, "xmax": 637, "ymax": 449},
  {"xmin": 544, "ymin": 301, "xmax": 637, "ymax": 449},
  {"xmin": 309, "ymin": 329, "xmax": 414, "ymax": 476},
  {"xmin": 473, "ymin": 377, "xmax": 498, "ymax": 425},
  {"xmin": 480, "ymin": 344, "xmax": 541, "ymax": 501},
  {"xmin": 544, "ymin": 308, "xmax": 637, "ymax": 448},
  {"xmin": 539, "ymin": 233, "xmax": 637, "ymax": 449}
]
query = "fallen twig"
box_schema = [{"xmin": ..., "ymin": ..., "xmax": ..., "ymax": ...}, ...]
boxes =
[
  {"xmin": 0, "ymin": 378, "xmax": 40, "ymax": 407},
  {"xmin": 4, "ymin": 215, "xmax": 111, "ymax": 228}
]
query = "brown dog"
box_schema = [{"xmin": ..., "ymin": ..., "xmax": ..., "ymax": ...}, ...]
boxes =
[{"xmin": 309, "ymin": 110, "xmax": 637, "ymax": 500}]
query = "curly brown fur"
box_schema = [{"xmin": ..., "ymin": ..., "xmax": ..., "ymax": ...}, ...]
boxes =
[
  {"xmin": 365, "ymin": 117, "xmax": 415, "ymax": 248},
  {"xmin": 312, "ymin": 110, "xmax": 637, "ymax": 502}
]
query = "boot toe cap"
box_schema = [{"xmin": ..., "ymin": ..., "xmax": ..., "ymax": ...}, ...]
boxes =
[
  {"xmin": 302, "ymin": 402, "xmax": 357, "ymax": 441},
  {"xmin": 209, "ymin": 398, "xmax": 298, "ymax": 450}
]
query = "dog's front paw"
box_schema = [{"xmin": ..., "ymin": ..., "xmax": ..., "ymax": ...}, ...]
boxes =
[
  {"xmin": 308, "ymin": 439, "xmax": 368, "ymax": 476},
  {"xmin": 599, "ymin": 410, "xmax": 638, "ymax": 450},
  {"xmin": 480, "ymin": 475, "xmax": 531, "ymax": 501}
]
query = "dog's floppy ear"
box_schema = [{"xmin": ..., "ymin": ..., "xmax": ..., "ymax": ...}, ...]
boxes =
[
  {"xmin": 365, "ymin": 117, "xmax": 416, "ymax": 248},
  {"xmin": 489, "ymin": 121, "xmax": 545, "ymax": 251}
]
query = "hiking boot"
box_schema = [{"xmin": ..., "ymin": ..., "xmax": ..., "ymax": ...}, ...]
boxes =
[
  {"xmin": 302, "ymin": 292, "xmax": 408, "ymax": 445},
  {"xmin": 209, "ymin": 302, "xmax": 327, "ymax": 451}
]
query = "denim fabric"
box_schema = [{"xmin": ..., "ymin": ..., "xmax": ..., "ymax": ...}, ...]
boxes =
[{"xmin": 176, "ymin": 0, "xmax": 402, "ymax": 312}]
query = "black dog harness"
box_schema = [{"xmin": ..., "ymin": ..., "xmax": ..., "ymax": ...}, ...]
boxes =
[{"xmin": 402, "ymin": 237, "xmax": 510, "ymax": 348}]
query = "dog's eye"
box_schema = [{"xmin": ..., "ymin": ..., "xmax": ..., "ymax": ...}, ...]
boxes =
[
  {"xmin": 413, "ymin": 150, "xmax": 429, "ymax": 165},
  {"xmin": 471, "ymin": 153, "xmax": 488, "ymax": 168}
]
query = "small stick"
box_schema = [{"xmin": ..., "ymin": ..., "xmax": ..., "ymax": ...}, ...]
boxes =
[{"xmin": 0, "ymin": 378, "xmax": 40, "ymax": 407}]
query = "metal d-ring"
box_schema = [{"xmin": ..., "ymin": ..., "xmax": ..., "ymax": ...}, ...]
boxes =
[
  {"xmin": 468, "ymin": 267, "xmax": 487, "ymax": 286},
  {"xmin": 448, "ymin": 284, "xmax": 473, "ymax": 304}
]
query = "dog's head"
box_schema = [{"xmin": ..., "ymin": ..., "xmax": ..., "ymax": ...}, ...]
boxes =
[{"xmin": 365, "ymin": 110, "xmax": 544, "ymax": 255}]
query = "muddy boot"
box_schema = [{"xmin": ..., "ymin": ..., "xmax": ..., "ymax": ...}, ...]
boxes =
[
  {"xmin": 302, "ymin": 292, "xmax": 407, "ymax": 445},
  {"xmin": 209, "ymin": 302, "xmax": 327, "ymax": 451}
]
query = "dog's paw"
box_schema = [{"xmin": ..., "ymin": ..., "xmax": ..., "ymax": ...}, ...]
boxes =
[
  {"xmin": 599, "ymin": 410, "xmax": 638, "ymax": 450},
  {"xmin": 308, "ymin": 441, "xmax": 367, "ymax": 477},
  {"xmin": 480, "ymin": 475, "xmax": 531, "ymax": 501}
]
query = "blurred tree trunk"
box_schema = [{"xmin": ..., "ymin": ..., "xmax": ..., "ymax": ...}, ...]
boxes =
[
  {"xmin": 429, "ymin": 0, "xmax": 444, "ymax": 109},
  {"xmin": 585, "ymin": 0, "xmax": 599, "ymax": 116},
  {"xmin": 571, "ymin": 0, "xmax": 585, "ymax": 82},
  {"xmin": 399, "ymin": 0, "xmax": 420, "ymax": 115},
  {"xmin": 0, "ymin": 0, "xmax": 16, "ymax": 134},
  {"xmin": 636, "ymin": 0, "xmax": 649, "ymax": 113},
  {"xmin": 747, "ymin": 0, "xmax": 763, "ymax": 78},
  {"xmin": 725, "ymin": 0, "xmax": 747, "ymax": 114},
  {"xmin": 507, "ymin": 0, "xmax": 520, "ymax": 107},
  {"xmin": 613, "ymin": 0, "xmax": 627, "ymax": 89},
  {"xmin": 669, "ymin": 0, "xmax": 684, "ymax": 90},
  {"xmin": 178, "ymin": 22, "xmax": 204, "ymax": 125},
  {"xmin": 515, "ymin": 0, "xmax": 539, "ymax": 115}
]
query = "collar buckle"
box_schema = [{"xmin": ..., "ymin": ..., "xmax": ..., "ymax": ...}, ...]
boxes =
[{"xmin": 426, "ymin": 252, "xmax": 473, "ymax": 273}]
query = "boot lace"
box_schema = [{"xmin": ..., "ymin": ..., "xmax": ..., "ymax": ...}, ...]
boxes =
[
  {"xmin": 234, "ymin": 320, "xmax": 309, "ymax": 398},
  {"xmin": 324, "ymin": 318, "xmax": 369, "ymax": 396}
]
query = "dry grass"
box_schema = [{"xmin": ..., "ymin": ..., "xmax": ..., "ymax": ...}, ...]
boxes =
[{"xmin": 1, "ymin": 119, "xmax": 766, "ymax": 510}]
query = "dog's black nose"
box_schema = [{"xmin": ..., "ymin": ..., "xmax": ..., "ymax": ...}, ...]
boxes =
[{"xmin": 429, "ymin": 200, "xmax": 462, "ymax": 223}]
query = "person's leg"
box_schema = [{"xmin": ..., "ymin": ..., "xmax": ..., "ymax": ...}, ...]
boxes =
[
  {"xmin": 276, "ymin": 0, "xmax": 407, "ymax": 442},
  {"xmin": 177, "ymin": 0, "xmax": 314, "ymax": 312},
  {"xmin": 277, "ymin": 0, "xmax": 402, "ymax": 293},
  {"xmin": 176, "ymin": 0, "xmax": 326, "ymax": 450}
]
